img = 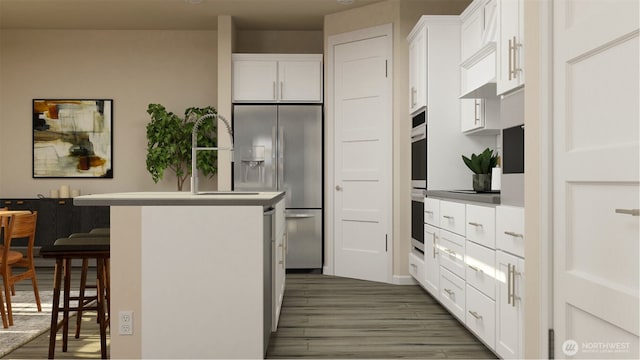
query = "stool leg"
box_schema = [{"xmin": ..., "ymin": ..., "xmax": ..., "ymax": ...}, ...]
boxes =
[
  {"xmin": 48, "ymin": 258, "xmax": 64, "ymax": 359},
  {"xmin": 62, "ymin": 259, "xmax": 72, "ymax": 352},
  {"xmin": 97, "ymin": 258, "xmax": 108, "ymax": 359},
  {"xmin": 0, "ymin": 277, "xmax": 8, "ymax": 328},
  {"xmin": 104, "ymin": 259, "xmax": 110, "ymax": 323},
  {"xmin": 75, "ymin": 258, "xmax": 89, "ymax": 338}
]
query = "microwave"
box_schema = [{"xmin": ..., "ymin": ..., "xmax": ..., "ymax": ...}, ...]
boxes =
[
  {"xmin": 411, "ymin": 111, "xmax": 427, "ymax": 189},
  {"xmin": 503, "ymin": 124, "xmax": 524, "ymax": 174}
]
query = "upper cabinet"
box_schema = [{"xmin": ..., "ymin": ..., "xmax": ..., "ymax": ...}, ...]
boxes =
[
  {"xmin": 408, "ymin": 24, "xmax": 427, "ymax": 115},
  {"xmin": 496, "ymin": 0, "xmax": 525, "ymax": 95},
  {"xmin": 459, "ymin": 0, "xmax": 498, "ymax": 99},
  {"xmin": 232, "ymin": 54, "xmax": 323, "ymax": 103}
]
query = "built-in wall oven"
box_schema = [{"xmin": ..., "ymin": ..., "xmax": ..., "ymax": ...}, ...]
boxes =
[
  {"xmin": 411, "ymin": 188, "xmax": 426, "ymax": 255},
  {"xmin": 411, "ymin": 111, "xmax": 427, "ymax": 189}
]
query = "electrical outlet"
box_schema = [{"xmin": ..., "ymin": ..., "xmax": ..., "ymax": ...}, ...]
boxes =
[{"xmin": 119, "ymin": 310, "xmax": 133, "ymax": 335}]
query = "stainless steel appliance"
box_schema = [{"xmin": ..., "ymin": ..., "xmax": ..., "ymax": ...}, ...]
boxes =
[
  {"xmin": 233, "ymin": 105, "xmax": 323, "ymax": 269},
  {"xmin": 411, "ymin": 188, "xmax": 426, "ymax": 255},
  {"xmin": 411, "ymin": 111, "xmax": 427, "ymax": 189}
]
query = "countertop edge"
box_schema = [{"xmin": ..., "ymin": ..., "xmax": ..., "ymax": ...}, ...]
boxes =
[
  {"xmin": 73, "ymin": 192, "xmax": 286, "ymax": 207},
  {"xmin": 426, "ymin": 190, "xmax": 501, "ymax": 204}
]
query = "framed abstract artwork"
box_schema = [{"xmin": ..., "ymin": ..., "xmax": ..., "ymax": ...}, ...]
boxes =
[{"xmin": 33, "ymin": 99, "xmax": 113, "ymax": 178}]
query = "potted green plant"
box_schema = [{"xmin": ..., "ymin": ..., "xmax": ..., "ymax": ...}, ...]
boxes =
[
  {"xmin": 462, "ymin": 147, "xmax": 499, "ymax": 192},
  {"xmin": 145, "ymin": 104, "xmax": 218, "ymax": 191}
]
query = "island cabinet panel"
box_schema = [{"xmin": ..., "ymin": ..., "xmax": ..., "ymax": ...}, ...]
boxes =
[{"xmin": 0, "ymin": 198, "xmax": 109, "ymax": 247}]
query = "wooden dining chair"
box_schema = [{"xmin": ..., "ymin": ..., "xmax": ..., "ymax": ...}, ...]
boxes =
[{"xmin": 0, "ymin": 212, "xmax": 41, "ymax": 326}]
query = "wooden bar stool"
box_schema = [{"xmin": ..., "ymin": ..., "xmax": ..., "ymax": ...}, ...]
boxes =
[{"xmin": 40, "ymin": 238, "xmax": 110, "ymax": 359}]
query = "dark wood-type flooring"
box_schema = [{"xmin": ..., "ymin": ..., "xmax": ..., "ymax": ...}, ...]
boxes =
[
  {"xmin": 267, "ymin": 274, "xmax": 496, "ymax": 359},
  {"xmin": 5, "ymin": 270, "xmax": 496, "ymax": 359}
]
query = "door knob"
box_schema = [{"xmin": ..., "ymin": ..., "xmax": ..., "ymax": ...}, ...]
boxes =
[{"xmin": 335, "ymin": 185, "xmax": 343, "ymax": 191}]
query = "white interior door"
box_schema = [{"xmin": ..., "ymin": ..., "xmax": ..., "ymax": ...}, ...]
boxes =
[
  {"xmin": 553, "ymin": 1, "xmax": 640, "ymax": 358},
  {"xmin": 329, "ymin": 24, "xmax": 392, "ymax": 283}
]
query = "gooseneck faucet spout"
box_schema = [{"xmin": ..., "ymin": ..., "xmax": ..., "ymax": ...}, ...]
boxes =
[{"xmin": 191, "ymin": 113, "xmax": 233, "ymax": 194}]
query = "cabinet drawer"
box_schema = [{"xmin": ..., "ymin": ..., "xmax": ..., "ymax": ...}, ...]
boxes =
[
  {"xmin": 496, "ymin": 205, "xmax": 525, "ymax": 257},
  {"xmin": 465, "ymin": 240, "xmax": 496, "ymax": 300},
  {"xmin": 439, "ymin": 267, "xmax": 465, "ymax": 321},
  {"xmin": 465, "ymin": 284, "xmax": 496, "ymax": 349},
  {"xmin": 424, "ymin": 198, "xmax": 440, "ymax": 226},
  {"xmin": 408, "ymin": 251, "xmax": 425, "ymax": 286},
  {"xmin": 439, "ymin": 230, "xmax": 465, "ymax": 279},
  {"xmin": 440, "ymin": 200, "xmax": 466, "ymax": 236},
  {"xmin": 466, "ymin": 204, "xmax": 496, "ymax": 249}
]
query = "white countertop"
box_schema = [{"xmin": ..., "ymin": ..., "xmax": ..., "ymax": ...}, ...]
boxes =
[{"xmin": 73, "ymin": 191, "xmax": 285, "ymax": 207}]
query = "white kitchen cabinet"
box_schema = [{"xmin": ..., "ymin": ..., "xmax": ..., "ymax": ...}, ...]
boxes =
[
  {"xmin": 496, "ymin": 0, "xmax": 524, "ymax": 95},
  {"xmin": 439, "ymin": 200, "xmax": 466, "ymax": 236},
  {"xmin": 424, "ymin": 198, "xmax": 440, "ymax": 226},
  {"xmin": 496, "ymin": 205, "xmax": 525, "ymax": 257},
  {"xmin": 272, "ymin": 199, "xmax": 286, "ymax": 331},
  {"xmin": 465, "ymin": 240, "xmax": 496, "ymax": 299},
  {"xmin": 232, "ymin": 54, "xmax": 322, "ymax": 103},
  {"xmin": 439, "ymin": 229, "xmax": 466, "ymax": 280},
  {"xmin": 408, "ymin": 22, "xmax": 427, "ymax": 114},
  {"xmin": 466, "ymin": 204, "xmax": 496, "ymax": 249},
  {"xmin": 423, "ymin": 224, "xmax": 440, "ymax": 298},
  {"xmin": 439, "ymin": 267, "xmax": 466, "ymax": 321},
  {"xmin": 460, "ymin": 97, "xmax": 500, "ymax": 134},
  {"xmin": 408, "ymin": 251, "xmax": 426, "ymax": 287},
  {"xmin": 465, "ymin": 284, "xmax": 496, "ymax": 349},
  {"xmin": 496, "ymin": 250, "xmax": 525, "ymax": 359}
]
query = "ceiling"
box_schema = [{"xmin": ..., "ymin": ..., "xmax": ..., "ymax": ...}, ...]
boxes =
[{"xmin": 0, "ymin": 0, "xmax": 392, "ymax": 31}]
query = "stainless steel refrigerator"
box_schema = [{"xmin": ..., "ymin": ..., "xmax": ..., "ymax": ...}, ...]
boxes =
[{"xmin": 233, "ymin": 105, "xmax": 322, "ymax": 269}]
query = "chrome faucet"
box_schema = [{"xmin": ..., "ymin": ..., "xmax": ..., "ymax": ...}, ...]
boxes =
[{"xmin": 191, "ymin": 112, "xmax": 233, "ymax": 194}]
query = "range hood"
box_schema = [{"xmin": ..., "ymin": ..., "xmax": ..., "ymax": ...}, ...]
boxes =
[{"xmin": 459, "ymin": 7, "xmax": 498, "ymax": 99}]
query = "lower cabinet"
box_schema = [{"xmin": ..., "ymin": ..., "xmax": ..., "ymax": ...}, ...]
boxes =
[
  {"xmin": 466, "ymin": 284, "xmax": 496, "ymax": 349},
  {"xmin": 272, "ymin": 199, "xmax": 286, "ymax": 331},
  {"xmin": 495, "ymin": 250, "xmax": 525, "ymax": 359},
  {"xmin": 439, "ymin": 267, "xmax": 466, "ymax": 321},
  {"xmin": 409, "ymin": 198, "xmax": 525, "ymax": 359}
]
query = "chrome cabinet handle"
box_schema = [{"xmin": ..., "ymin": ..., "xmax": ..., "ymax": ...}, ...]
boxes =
[
  {"xmin": 273, "ymin": 81, "xmax": 277, "ymax": 100},
  {"xmin": 411, "ymin": 87, "xmax": 417, "ymax": 107},
  {"xmin": 444, "ymin": 248, "xmax": 456, "ymax": 257},
  {"xmin": 444, "ymin": 288, "xmax": 454, "ymax": 296},
  {"xmin": 468, "ymin": 265, "xmax": 482, "ymax": 273},
  {"xmin": 504, "ymin": 231, "xmax": 524, "ymax": 238},
  {"xmin": 468, "ymin": 310, "xmax": 483, "ymax": 320},
  {"xmin": 425, "ymin": 210, "xmax": 433, "ymax": 214},
  {"xmin": 335, "ymin": 185, "xmax": 343, "ymax": 191},
  {"xmin": 615, "ymin": 208, "xmax": 640, "ymax": 216},
  {"xmin": 280, "ymin": 81, "xmax": 284, "ymax": 100},
  {"xmin": 443, "ymin": 215, "xmax": 454, "ymax": 220},
  {"xmin": 468, "ymin": 222, "xmax": 482, "ymax": 227},
  {"xmin": 508, "ymin": 38, "xmax": 513, "ymax": 80},
  {"xmin": 507, "ymin": 263, "xmax": 513, "ymax": 305},
  {"xmin": 432, "ymin": 233, "xmax": 438, "ymax": 259},
  {"xmin": 474, "ymin": 100, "xmax": 480, "ymax": 124}
]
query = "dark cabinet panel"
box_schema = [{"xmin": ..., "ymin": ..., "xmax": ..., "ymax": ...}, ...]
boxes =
[{"xmin": 1, "ymin": 198, "xmax": 109, "ymax": 247}]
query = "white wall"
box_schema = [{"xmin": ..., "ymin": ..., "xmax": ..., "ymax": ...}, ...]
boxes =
[{"xmin": 0, "ymin": 29, "xmax": 218, "ymax": 197}]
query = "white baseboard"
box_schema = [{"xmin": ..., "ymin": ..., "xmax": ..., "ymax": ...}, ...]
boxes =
[{"xmin": 393, "ymin": 275, "xmax": 418, "ymax": 285}]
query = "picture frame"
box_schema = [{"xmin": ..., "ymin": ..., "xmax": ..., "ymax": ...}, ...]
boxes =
[{"xmin": 32, "ymin": 99, "xmax": 113, "ymax": 178}]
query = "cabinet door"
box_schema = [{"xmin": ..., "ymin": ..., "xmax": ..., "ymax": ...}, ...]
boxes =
[
  {"xmin": 424, "ymin": 224, "xmax": 440, "ymax": 298},
  {"xmin": 496, "ymin": 0, "xmax": 524, "ymax": 95},
  {"xmin": 466, "ymin": 204, "xmax": 496, "ymax": 249},
  {"xmin": 278, "ymin": 60, "xmax": 323, "ymax": 102},
  {"xmin": 36, "ymin": 199, "xmax": 57, "ymax": 247},
  {"xmin": 408, "ymin": 251, "xmax": 426, "ymax": 286},
  {"xmin": 233, "ymin": 59, "xmax": 278, "ymax": 102},
  {"xmin": 461, "ymin": 99, "xmax": 484, "ymax": 132},
  {"xmin": 465, "ymin": 284, "xmax": 496, "ymax": 349},
  {"xmin": 496, "ymin": 250, "xmax": 524, "ymax": 359},
  {"xmin": 409, "ymin": 25, "xmax": 427, "ymax": 114}
]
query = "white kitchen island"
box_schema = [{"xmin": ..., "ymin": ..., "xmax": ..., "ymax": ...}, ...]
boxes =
[{"xmin": 74, "ymin": 191, "xmax": 286, "ymax": 359}]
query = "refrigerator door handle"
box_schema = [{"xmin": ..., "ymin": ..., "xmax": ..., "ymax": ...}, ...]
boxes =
[
  {"xmin": 286, "ymin": 214, "xmax": 315, "ymax": 219},
  {"xmin": 271, "ymin": 125, "xmax": 277, "ymax": 188},
  {"xmin": 278, "ymin": 127, "xmax": 284, "ymax": 191}
]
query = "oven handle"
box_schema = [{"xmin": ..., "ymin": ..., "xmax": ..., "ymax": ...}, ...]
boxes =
[{"xmin": 411, "ymin": 125, "xmax": 426, "ymax": 141}]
